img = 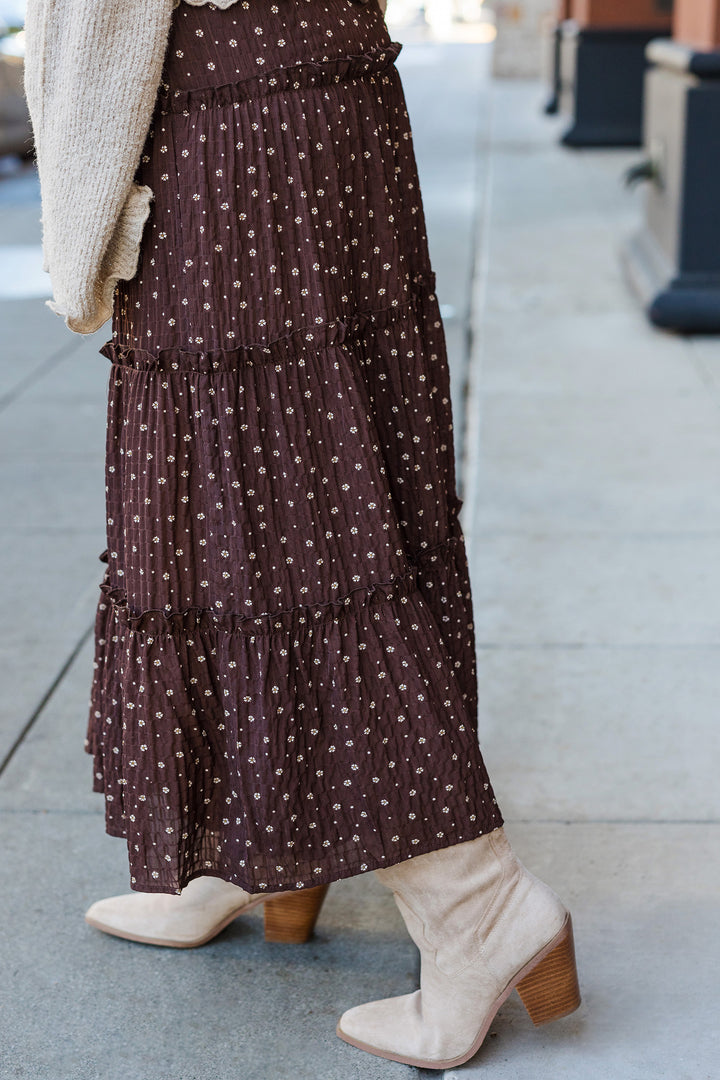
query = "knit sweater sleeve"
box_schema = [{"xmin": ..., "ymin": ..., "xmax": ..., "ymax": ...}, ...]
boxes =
[{"xmin": 23, "ymin": 0, "xmax": 175, "ymax": 335}]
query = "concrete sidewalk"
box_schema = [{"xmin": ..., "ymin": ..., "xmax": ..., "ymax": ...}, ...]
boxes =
[
  {"xmin": 459, "ymin": 79, "xmax": 720, "ymax": 1080},
  {"xmin": 1, "ymin": 45, "xmax": 719, "ymax": 1080}
]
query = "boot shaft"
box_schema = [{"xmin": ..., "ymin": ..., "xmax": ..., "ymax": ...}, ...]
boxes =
[{"xmin": 374, "ymin": 828, "xmax": 568, "ymax": 980}]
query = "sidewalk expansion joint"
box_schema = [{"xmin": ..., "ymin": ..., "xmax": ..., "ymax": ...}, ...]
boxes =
[
  {"xmin": 0, "ymin": 620, "xmax": 94, "ymax": 781},
  {"xmin": 476, "ymin": 642, "xmax": 720, "ymax": 650}
]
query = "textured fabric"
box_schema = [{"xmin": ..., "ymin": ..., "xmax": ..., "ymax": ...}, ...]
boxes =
[
  {"xmin": 86, "ymin": 0, "xmax": 503, "ymax": 896},
  {"xmin": 23, "ymin": 0, "xmax": 176, "ymax": 334}
]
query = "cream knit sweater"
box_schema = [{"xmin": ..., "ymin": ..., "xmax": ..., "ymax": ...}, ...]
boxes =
[
  {"xmin": 23, "ymin": 0, "xmax": 385, "ymax": 336},
  {"xmin": 24, "ymin": 0, "xmax": 176, "ymax": 334}
]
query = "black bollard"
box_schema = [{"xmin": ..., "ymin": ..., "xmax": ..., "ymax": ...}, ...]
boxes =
[
  {"xmin": 621, "ymin": 40, "xmax": 720, "ymax": 332},
  {"xmin": 558, "ymin": 1, "xmax": 673, "ymax": 147}
]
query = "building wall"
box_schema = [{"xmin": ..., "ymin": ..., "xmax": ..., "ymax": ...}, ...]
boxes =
[
  {"xmin": 571, "ymin": 0, "xmax": 672, "ymax": 29},
  {"xmin": 673, "ymin": 0, "xmax": 720, "ymax": 49}
]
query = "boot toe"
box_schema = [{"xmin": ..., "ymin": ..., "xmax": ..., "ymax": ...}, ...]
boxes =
[
  {"xmin": 84, "ymin": 892, "xmax": 213, "ymax": 945},
  {"xmin": 85, "ymin": 894, "xmax": 169, "ymax": 942},
  {"xmin": 338, "ymin": 989, "xmax": 492, "ymax": 1067},
  {"xmin": 337, "ymin": 991, "xmax": 433, "ymax": 1061},
  {"xmin": 337, "ymin": 997, "xmax": 393, "ymax": 1048},
  {"xmin": 84, "ymin": 894, "xmax": 134, "ymax": 931}
]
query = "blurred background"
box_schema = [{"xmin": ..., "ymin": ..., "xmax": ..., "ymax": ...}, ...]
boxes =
[
  {"xmin": 1, "ymin": 2, "xmax": 719, "ymax": 1078},
  {"xmin": 386, "ymin": 0, "xmax": 497, "ymax": 40}
]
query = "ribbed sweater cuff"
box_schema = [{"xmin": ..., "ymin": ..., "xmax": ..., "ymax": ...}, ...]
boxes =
[{"xmin": 45, "ymin": 181, "xmax": 153, "ymax": 335}]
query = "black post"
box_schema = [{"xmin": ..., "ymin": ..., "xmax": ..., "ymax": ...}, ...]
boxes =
[
  {"xmin": 561, "ymin": 25, "xmax": 671, "ymax": 147},
  {"xmin": 621, "ymin": 41, "xmax": 720, "ymax": 332}
]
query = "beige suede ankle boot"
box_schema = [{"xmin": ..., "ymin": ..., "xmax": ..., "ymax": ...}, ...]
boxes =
[
  {"xmin": 84, "ymin": 875, "xmax": 329, "ymax": 947},
  {"xmin": 336, "ymin": 827, "xmax": 580, "ymax": 1068}
]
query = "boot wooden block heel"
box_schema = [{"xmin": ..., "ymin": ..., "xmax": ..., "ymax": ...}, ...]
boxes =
[
  {"xmin": 263, "ymin": 883, "xmax": 329, "ymax": 943},
  {"xmin": 516, "ymin": 913, "xmax": 581, "ymax": 1026}
]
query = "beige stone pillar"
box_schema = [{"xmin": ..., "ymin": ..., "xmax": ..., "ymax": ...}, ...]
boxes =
[
  {"xmin": 489, "ymin": 0, "xmax": 556, "ymax": 77},
  {"xmin": 673, "ymin": 0, "xmax": 720, "ymax": 49}
]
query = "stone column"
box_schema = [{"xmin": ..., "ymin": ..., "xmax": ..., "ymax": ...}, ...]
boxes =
[{"xmin": 490, "ymin": 0, "xmax": 556, "ymax": 78}]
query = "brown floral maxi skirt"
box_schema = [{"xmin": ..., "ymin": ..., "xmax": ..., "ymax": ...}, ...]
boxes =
[{"xmin": 85, "ymin": 0, "xmax": 503, "ymax": 895}]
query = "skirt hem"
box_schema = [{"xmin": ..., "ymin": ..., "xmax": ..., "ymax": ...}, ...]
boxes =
[{"xmin": 98, "ymin": 811, "xmax": 505, "ymax": 895}]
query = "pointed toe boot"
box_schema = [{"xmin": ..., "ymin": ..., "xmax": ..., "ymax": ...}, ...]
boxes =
[
  {"xmin": 85, "ymin": 875, "xmax": 329, "ymax": 948},
  {"xmin": 337, "ymin": 827, "xmax": 580, "ymax": 1069}
]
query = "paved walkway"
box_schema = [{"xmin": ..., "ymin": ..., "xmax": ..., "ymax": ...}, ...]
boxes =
[
  {"xmin": 1, "ymin": 43, "xmax": 718, "ymax": 1080},
  {"xmin": 459, "ymin": 78, "xmax": 720, "ymax": 1080}
]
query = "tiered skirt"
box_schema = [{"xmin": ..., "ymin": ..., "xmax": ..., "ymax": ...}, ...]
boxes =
[{"xmin": 85, "ymin": 0, "xmax": 503, "ymax": 894}]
